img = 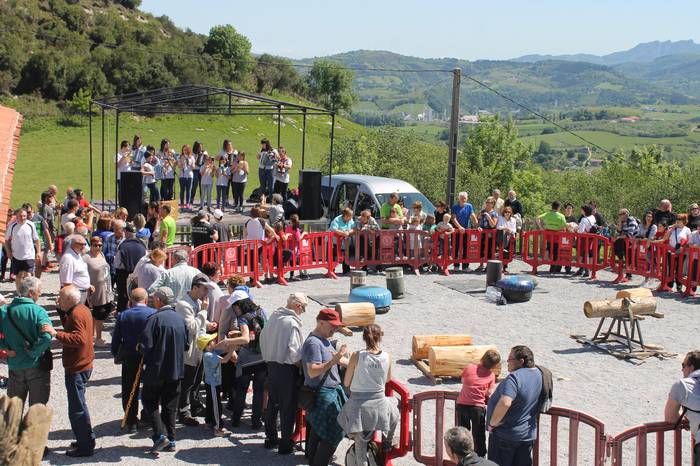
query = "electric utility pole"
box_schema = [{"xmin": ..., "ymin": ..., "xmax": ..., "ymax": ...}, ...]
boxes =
[{"xmin": 446, "ymin": 68, "xmax": 460, "ymax": 206}]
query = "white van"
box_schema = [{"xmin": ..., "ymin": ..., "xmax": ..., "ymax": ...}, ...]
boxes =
[{"xmin": 321, "ymin": 174, "xmax": 435, "ymax": 220}]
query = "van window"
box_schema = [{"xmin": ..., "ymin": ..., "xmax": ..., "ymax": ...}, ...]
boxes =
[
  {"xmin": 355, "ymin": 192, "xmax": 375, "ymax": 216},
  {"xmin": 375, "ymin": 192, "xmax": 435, "ymax": 214},
  {"xmin": 332, "ymin": 183, "xmax": 359, "ymax": 218}
]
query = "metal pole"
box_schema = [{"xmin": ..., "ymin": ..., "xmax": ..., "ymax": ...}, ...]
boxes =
[
  {"xmin": 228, "ymin": 92, "xmax": 232, "ymax": 115},
  {"xmin": 276, "ymin": 105, "xmax": 281, "ymax": 147},
  {"xmin": 301, "ymin": 110, "xmax": 307, "ymax": 169},
  {"xmin": 446, "ymin": 68, "xmax": 461, "ymax": 207},
  {"xmin": 328, "ymin": 112, "xmax": 335, "ymax": 186},
  {"xmin": 89, "ymin": 102, "xmax": 93, "ymax": 200},
  {"xmin": 101, "ymin": 108, "xmax": 105, "ymax": 211},
  {"xmin": 115, "ymin": 111, "xmax": 119, "ymax": 207}
]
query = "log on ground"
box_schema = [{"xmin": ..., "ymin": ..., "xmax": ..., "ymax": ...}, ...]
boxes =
[
  {"xmin": 412, "ymin": 334, "xmax": 473, "ymax": 360},
  {"xmin": 335, "ymin": 302, "xmax": 375, "ymax": 328},
  {"xmin": 583, "ymin": 298, "xmax": 657, "ymax": 319},
  {"xmin": 428, "ymin": 345, "xmax": 500, "ymax": 377}
]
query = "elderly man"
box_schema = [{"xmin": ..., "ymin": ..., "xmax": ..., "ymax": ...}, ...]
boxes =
[
  {"xmin": 111, "ymin": 288, "xmax": 156, "ymax": 432},
  {"xmin": 444, "ymin": 427, "xmax": 498, "ymax": 466},
  {"xmin": 174, "ymin": 274, "xmax": 214, "ymax": 426},
  {"xmin": 302, "ymin": 308, "xmax": 349, "ymax": 466},
  {"xmin": 114, "ymin": 224, "xmax": 147, "ymax": 312},
  {"xmin": 330, "ymin": 208, "xmax": 356, "ymax": 275},
  {"xmin": 654, "ymin": 199, "xmax": 676, "ymax": 226},
  {"xmin": 486, "ymin": 345, "xmax": 543, "ymax": 466},
  {"xmin": 43, "ymin": 285, "xmax": 96, "ymax": 457},
  {"xmin": 451, "ymin": 192, "xmax": 479, "ymax": 271},
  {"xmin": 148, "ymin": 249, "xmax": 201, "ymax": 300},
  {"xmin": 139, "ymin": 287, "xmax": 188, "ymax": 455},
  {"xmin": 0, "ymin": 277, "xmax": 52, "ymax": 408},
  {"xmin": 269, "ymin": 194, "xmax": 286, "ymax": 225},
  {"xmin": 59, "ymin": 234, "xmax": 92, "ymax": 304},
  {"xmin": 664, "ymin": 350, "xmax": 700, "ymax": 466},
  {"xmin": 492, "ymin": 189, "xmax": 504, "ymax": 215},
  {"xmin": 103, "ymin": 219, "xmax": 125, "ymax": 277},
  {"xmin": 261, "ymin": 292, "xmax": 308, "ymax": 454},
  {"xmin": 6, "ymin": 207, "xmax": 42, "ymax": 292}
]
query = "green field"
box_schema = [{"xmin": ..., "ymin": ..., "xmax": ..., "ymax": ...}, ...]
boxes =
[{"xmin": 13, "ymin": 113, "xmax": 362, "ymax": 207}]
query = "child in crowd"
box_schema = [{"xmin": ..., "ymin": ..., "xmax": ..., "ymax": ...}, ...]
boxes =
[
  {"xmin": 435, "ymin": 213, "xmax": 455, "ymax": 233},
  {"xmin": 407, "ymin": 215, "xmax": 423, "ymax": 256},
  {"xmin": 423, "ymin": 214, "xmax": 436, "ymax": 232},
  {"xmin": 456, "ymin": 349, "xmax": 501, "ymax": 458},
  {"xmin": 284, "ymin": 214, "xmax": 309, "ymax": 280},
  {"xmin": 199, "ymin": 155, "xmax": 214, "ymax": 210},
  {"xmin": 215, "ymin": 158, "xmax": 230, "ymax": 209},
  {"xmin": 199, "ymin": 333, "xmax": 235, "ymax": 437}
]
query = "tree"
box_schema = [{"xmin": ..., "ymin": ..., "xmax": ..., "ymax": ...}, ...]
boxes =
[
  {"xmin": 204, "ymin": 25, "xmax": 252, "ymax": 83},
  {"xmin": 253, "ymin": 53, "xmax": 302, "ymax": 94},
  {"xmin": 306, "ymin": 59, "xmax": 355, "ymax": 112}
]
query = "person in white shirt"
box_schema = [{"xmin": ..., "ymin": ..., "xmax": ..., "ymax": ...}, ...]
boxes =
[
  {"xmin": 260, "ymin": 293, "xmax": 308, "ymax": 454},
  {"xmin": 573, "ymin": 204, "xmax": 598, "ymax": 278},
  {"xmin": 496, "ymin": 206, "xmax": 517, "ymax": 271},
  {"xmin": 6, "ymin": 208, "xmax": 41, "ymax": 291},
  {"xmin": 178, "ymin": 145, "xmax": 195, "ymax": 210},
  {"xmin": 272, "ymin": 147, "xmax": 292, "ymax": 201},
  {"xmin": 116, "ymin": 140, "xmax": 132, "ymax": 183},
  {"xmin": 59, "ymin": 234, "xmax": 93, "ymax": 304},
  {"xmin": 141, "ymin": 149, "xmax": 159, "ymax": 202},
  {"xmin": 664, "ymin": 214, "xmax": 692, "ymax": 292}
]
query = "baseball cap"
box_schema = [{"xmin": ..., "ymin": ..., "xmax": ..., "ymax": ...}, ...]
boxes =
[
  {"xmin": 196, "ymin": 332, "xmax": 218, "ymax": 351},
  {"xmin": 212, "ymin": 208, "xmax": 224, "ymax": 220},
  {"xmin": 316, "ymin": 308, "xmax": 343, "ymax": 327},
  {"xmin": 153, "ymin": 287, "xmax": 174, "ymax": 305},
  {"xmin": 228, "ymin": 289, "xmax": 249, "ymax": 305},
  {"xmin": 191, "ymin": 274, "xmax": 210, "ymax": 288}
]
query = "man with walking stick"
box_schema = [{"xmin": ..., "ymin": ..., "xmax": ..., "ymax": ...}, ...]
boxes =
[{"xmin": 111, "ymin": 288, "xmax": 155, "ymax": 433}]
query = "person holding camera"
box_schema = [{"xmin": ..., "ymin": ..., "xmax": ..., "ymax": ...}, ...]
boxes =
[
  {"xmin": 475, "ymin": 197, "xmax": 498, "ymax": 273},
  {"xmin": 273, "ymin": 147, "xmax": 292, "ymax": 201},
  {"xmin": 257, "ymin": 139, "xmax": 278, "ymax": 198}
]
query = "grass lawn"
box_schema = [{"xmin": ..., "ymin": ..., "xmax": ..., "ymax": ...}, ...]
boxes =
[{"xmin": 13, "ymin": 113, "xmax": 362, "ymax": 207}]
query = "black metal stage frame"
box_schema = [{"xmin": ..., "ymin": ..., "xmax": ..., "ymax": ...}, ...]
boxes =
[{"xmin": 89, "ymin": 84, "xmax": 336, "ymax": 209}]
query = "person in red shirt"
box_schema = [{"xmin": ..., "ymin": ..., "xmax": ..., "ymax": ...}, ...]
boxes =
[{"xmin": 456, "ymin": 349, "xmax": 501, "ymax": 457}]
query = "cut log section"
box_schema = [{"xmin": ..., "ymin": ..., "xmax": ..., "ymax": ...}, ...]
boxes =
[
  {"xmin": 412, "ymin": 334, "xmax": 473, "ymax": 360},
  {"xmin": 583, "ymin": 298, "xmax": 657, "ymax": 319},
  {"xmin": 335, "ymin": 302, "xmax": 375, "ymax": 328},
  {"xmin": 615, "ymin": 288, "xmax": 653, "ymax": 300},
  {"xmin": 428, "ymin": 345, "xmax": 500, "ymax": 377}
]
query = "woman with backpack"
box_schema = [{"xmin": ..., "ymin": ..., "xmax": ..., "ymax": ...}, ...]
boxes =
[{"xmin": 223, "ymin": 295, "xmax": 269, "ymax": 430}]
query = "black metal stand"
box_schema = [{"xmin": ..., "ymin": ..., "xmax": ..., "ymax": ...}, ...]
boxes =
[{"xmin": 591, "ymin": 315, "xmax": 646, "ymax": 353}]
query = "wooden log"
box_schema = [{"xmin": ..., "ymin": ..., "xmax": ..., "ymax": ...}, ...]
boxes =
[
  {"xmin": 615, "ymin": 288, "xmax": 653, "ymax": 300},
  {"xmin": 583, "ymin": 297, "xmax": 657, "ymax": 319},
  {"xmin": 335, "ymin": 302, "xmax": 375, "ymax": 328},
  {"xmin": 412, "ymin": 334, "xmax": 474, "ymax": 360},
  {"xmin": 428, "ymin": 345, "xmax": 500, "ymax": 377}
]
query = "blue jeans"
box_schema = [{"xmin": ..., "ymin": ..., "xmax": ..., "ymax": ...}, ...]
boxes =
[
  {"xmin": 200, "ymin": 184, "xmax": 213, "ymax": 209},
  {"xmin": 190, "ymin": 170, "xmax": 201, "ymax": 204},
  {"xmin": 65, "ymin": 370, "xmax": 96, "ymax": 452},
  {"xmin": 179, "ymin": 177, "xmax": 192, "ymax": 205},
  {"xmin": 261, "ymin": 169, "xmax": 274, "ymax": 197},
  {"xmin": 216, "ymin": 185, "xmax": 228, "ymax": 208},
  {"xmin": 258, "ymin": 167, "xmax": 266, "ymax": 192},
  {"xmin": 146, "ymin": 182, "xmax": 160, "ymax": 202},
  {"xmin": 487, "ymin": 433, "xmax": 533, "ymax": 466}
]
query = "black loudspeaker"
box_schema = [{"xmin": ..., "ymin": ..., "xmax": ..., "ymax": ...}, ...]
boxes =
[
  {"xmin": 119, "ymin": 171, "xmax": 144, "ymax": 220},
  {"xmin": 299, "ymin": 169, "xmax": 322, "ymax": 220}
]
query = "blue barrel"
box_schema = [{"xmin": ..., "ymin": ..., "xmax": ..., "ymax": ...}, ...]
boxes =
[{"xmin": 349, "ymin": 286, "xmax": 392, "ymax": 314}]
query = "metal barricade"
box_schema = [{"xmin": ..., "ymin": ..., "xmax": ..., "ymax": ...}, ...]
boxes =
[
  {"xmin": 190, "ymin": 240, "xmax": 262, "ymax": 287},
  {"xmin": 608, "ymin": 419, "xmax": 693, "ymax": 466},
  {"xmin": 523, "ymin": 230, "xmax": 611, "ymax": 279}
]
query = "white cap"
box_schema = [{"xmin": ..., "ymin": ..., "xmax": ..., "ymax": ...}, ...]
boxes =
[
  {"xmin": 212, "ymin": 208, "xmax": 224, "ymax": 220},
  {"xmin": 228, "ymin": 289, "xmax": 249, "ymax": 305}
]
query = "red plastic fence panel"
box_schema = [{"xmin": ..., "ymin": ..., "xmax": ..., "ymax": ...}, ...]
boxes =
[
  {"xmin": 190, "ymin": 240, "xmax": 262, "ymax": 287},
  {"xmin": 681, "ymin": 246, "xmax": 700, "ymax": 297},
  {"xmin": 430, "ymin": 229, "xmax": 516, "ymax": 276},
  {"xmin": 165, "ymin": 245, "xmax": 192, "ymax": 269},
  {"xmin": 267, "ymin": 231, "xmax": 338, "ymax": 285},
  {"xmin": 412, "ymin": 390, "xmax": 459, "ymax": 466},
  {"xmin": 532, "ymin": 406, "xmax": 607, "ymax": 466},
  {"xmin": 522, "ymin": 230, "xmax": 611, "ymax": 279},
  {"xmin": 385, "ymin": 379, "xmax": 413, "ymax": 462},
  {"xmin": 344, "ymin": 230, "xmax": 432, "ymax": 275},
  {"xmin": 611, "ymin": 238, "xmax": 678, "ymax": 291},
  {"xmin": 608, "ymin": 419, "xmax": 693, "ymax": 466}
]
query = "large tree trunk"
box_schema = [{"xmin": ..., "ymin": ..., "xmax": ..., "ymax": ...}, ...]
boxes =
[
  {"xmin": 335, "ymin": 302, "xmax": 375, "ymax": 328},
  {"xmin": 615, "ymin": 288, "xmax": 653, "ymax": 300},
  {"xmin": 0, "ymin": 394, "xmax": 53, "ymax": 466},
  {"xmin": 412, "ymin": 334, "xmax": 473, "ymax": 360},
  {"xmin": 583, "ymin": 297, "xmax": 657, "ymax": 319},
  {"xmin": 428, "ymin": 345, "xmax": 500, "ymax": 377}
]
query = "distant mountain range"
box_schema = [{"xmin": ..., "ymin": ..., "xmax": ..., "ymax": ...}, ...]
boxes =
[
  {"xmin": 512, "ymin": 40, "xmax": 700, "ymax": 66},
  {"xmin": 299, "ymin": 43, "xmax": 700, "ymax": 115}
]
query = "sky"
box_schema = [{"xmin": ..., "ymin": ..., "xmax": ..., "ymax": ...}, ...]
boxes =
[{"xmin": 140, "ymin": 0, "xmax": 700, "ymax": 60}]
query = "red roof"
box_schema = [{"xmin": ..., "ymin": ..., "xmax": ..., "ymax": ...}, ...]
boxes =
[{"xmin": 0, "ymin": 106, "xmax": 23, "ymax": 243}]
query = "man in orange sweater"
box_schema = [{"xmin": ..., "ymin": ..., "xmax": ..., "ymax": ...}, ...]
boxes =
[{"xmin": 43, "ymin": 285, "xmax": 96, "ymax": 457}]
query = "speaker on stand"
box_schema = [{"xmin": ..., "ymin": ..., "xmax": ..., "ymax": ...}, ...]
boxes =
[
  {"xmin": 119, "ymin": 171, "xmax": 144, "ymax": 220},
  {"xmin": 298, "ymin": 169, "xmax": 322, "ymax": 220}
]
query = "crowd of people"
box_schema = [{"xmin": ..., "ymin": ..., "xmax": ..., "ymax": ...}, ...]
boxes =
[
  {"xmin": 0, "ymin": 178, "xmax": 698, "ymax": 465},
  {"xmin": 117, "ymin": 135, "xmax": 292, "ymax": 213}
]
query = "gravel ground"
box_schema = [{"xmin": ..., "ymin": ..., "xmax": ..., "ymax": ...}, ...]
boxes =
[{"xmin": 2, "ymin": 259, "xmax": 696, "ymax": 465}]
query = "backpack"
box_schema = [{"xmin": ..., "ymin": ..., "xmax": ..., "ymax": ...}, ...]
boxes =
[{"xmin": 537, "ymin": 366, "xmax": 554, "ymax": 414}]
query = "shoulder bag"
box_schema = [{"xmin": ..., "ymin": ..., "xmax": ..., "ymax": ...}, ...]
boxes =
[
  {"xmin": 297, "ymin": 335, "xmax": 333, "ymax": 410},
  {"xmin": 6, "ymin": 308, "xmax": 53, "ymax": 372}
]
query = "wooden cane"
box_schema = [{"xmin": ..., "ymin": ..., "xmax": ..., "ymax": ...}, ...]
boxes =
[{"xmin": 121, "ymin": 357, "xmax": 144, "ymax": 430}]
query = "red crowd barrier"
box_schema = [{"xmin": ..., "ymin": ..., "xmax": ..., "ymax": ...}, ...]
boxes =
[
  {"xmin": 611, "ymin": 238, "xmax": 677, "ymax": 291},
  {"xmin": 191, "ymin": 240, "xmax": 263, "ymax": 287},
  {"xmin": 343, "ymin": 230, "xmax": 432, "ymax": 275},
  {"xmin": 533, "ymin": 407, "xmax": 607, "ymax": 466},
  {"xmin": 431, "ymin": 229, "xmax": 516, "ymax": 276},
  {"xmin": 265, "ymin": 232, "xmax": 339, "ymax": 285},
  {"xmin": 164, "ymin": 245, "xmax": 192, "ymax": 269},
  {"xmin": 680, "ymin": 246, "xmax": 700, "ymax": 297},
  {"xmin": 608, "ymin": 419, "xmax": 694, "ymax": 466},
  {"xmin": 522, "ymin": 230, "xmax": 611, "ymax": 279}
]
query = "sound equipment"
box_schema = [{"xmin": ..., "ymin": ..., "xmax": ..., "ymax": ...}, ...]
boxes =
[
  {"xmin": 119, "ymin": 171, "xmax": 144, "ymax": 220},
  {"xmin": 298, "ymin": 170, "xmax": 322, "ymax": 220}
]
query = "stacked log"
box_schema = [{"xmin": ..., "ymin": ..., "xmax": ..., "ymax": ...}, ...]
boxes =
[
  {"xmin": 335, "ymin": 302, "xmax": 375, "ymax": 328},
  {"xmin": 412, "ymin": 334, "xmax": 473, "ymax": 360},
  {"xmin": 583, "ymin": 297, "xmax": 657, "ymax": 319},
  {"xmin": 428, "ymin": 345, "xmax": 500, "ymax": 377}
]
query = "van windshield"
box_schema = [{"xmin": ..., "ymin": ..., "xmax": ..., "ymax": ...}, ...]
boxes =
[{"xmin": 375, "ymin": 192, "xmax": 435, "ymax": 214}]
